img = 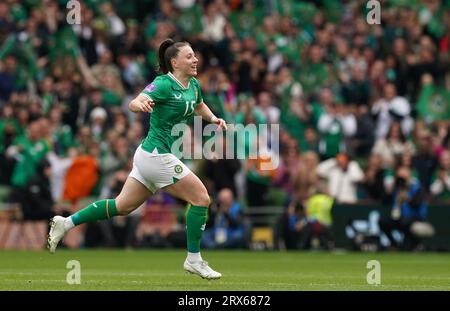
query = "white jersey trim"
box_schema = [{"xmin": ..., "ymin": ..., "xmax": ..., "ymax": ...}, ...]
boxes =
[{"xmin": 168, "ymin": 72, "xmax": 190, "ymax": 89}]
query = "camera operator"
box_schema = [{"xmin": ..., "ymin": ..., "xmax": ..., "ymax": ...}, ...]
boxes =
[
  {"xmin": 379, "ymin": 165, "xmax": 429, "ymax": 250},
  {"xmin": 202, "ymin": 188, "xmax": 250, "ymax": 249}
]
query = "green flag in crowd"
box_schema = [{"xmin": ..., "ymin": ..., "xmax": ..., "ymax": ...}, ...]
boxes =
[{"xmin": 417, "ymin": 84, "xmax": 450, "ymax": 123}]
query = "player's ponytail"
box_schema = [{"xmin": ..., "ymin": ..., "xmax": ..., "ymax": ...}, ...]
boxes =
[{"xmin": 157, "ymin": 38, "xmax": 190, "ymax": 74}]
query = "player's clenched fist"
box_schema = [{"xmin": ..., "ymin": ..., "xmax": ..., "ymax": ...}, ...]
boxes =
[
  {"xmin": 129, "ymin": 94, "xmax": 155, "ymax": 113},
  {"xmin": 139, "ymin": 97, "xmax": 155, "ymax": 113},
  {"xmin": 211, "ymin": 116, "xmax": 228, "ymax": 131}
]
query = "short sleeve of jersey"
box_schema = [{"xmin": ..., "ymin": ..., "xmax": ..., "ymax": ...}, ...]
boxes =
[
  {"xmin": 192, "ymin": 78, "xmax": 203, "ymax": 104},
  {"xmin": 140, "ymin": 77, "xmax": 169, "ymax": 103}
]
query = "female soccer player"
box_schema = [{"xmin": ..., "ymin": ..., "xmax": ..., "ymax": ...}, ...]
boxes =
[{"xmin": 47, "ymin": 39, "xmax": 227, "ymax": 280}]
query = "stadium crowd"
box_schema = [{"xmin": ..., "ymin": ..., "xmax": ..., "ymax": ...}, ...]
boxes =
[{"xmin": 0, "ymin": 0, "xmax": 450, "ymax": 250}]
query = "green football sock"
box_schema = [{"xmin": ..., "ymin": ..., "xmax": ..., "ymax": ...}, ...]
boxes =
[
  {"xmin": 70, "ymin": 199, "xmax": 118, "ymax": 226},
  {"xmin": 186, "ymin": 204, "xmax": 208, "ymax": 253}
]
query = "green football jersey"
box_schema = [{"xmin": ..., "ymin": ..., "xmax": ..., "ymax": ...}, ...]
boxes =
[{"xmin": 140, "ymin": 72, "xmax": 203, "ymax": 154}]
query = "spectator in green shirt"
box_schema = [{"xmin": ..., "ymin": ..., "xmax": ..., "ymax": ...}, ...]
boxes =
[{"xmin": 7, "ymin": 119, "xmax": 50, "ymax": 188}]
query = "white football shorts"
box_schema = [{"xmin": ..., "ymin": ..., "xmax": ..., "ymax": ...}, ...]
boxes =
[{"xmin": 129, "ymin": 144, "xmax": 191, "ymax": 193}]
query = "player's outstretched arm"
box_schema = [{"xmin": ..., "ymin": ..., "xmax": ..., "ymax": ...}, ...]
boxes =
[
  {"xmin": 129, "ymin": 94, "xmax": 155, "ymax": 113},
  {"xmin": 195, "ymin": 102, "xmax": 227, "ymax": 130}
]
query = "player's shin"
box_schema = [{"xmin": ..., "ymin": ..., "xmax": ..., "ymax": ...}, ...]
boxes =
[
  {"xmin": 70, "ymin": 199, "xmax": 118, "ymax": 226},
  {"xmin": 186, "ymin": 204, "xmax": 208, "ymax": 256}
]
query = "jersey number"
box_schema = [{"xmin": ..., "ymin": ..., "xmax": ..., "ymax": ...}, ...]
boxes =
[{"xmin": 183, "ymin": 100, "xmax": 195, "ymax": 116}]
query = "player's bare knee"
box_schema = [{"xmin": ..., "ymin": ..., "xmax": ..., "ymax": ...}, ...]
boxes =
[{"xmin": 191, "ymin": 193, "xmax": 211, "ymax": 207}]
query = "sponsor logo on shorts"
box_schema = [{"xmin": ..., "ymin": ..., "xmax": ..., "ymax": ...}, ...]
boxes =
[{"xmin": 174, "ymin": 165, "xmax": 183, "ymax": 174}]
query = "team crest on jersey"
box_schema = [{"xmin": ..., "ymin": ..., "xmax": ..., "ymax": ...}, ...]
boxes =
[
  {"xmin": 144, "ymin": 83, "xmax": 156, "ymax": 92},
  {"xmin": 174, "ymin": 165, "xmax": 183, "ymax": 174}
]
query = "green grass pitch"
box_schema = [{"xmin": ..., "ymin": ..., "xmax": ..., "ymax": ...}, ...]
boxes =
[{"xmin": 0, "ymin": 250, "xmax": 449, "ymax": 290}]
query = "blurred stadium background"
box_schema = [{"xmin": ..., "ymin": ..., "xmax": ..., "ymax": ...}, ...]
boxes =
[{"xmin": 1, "ymin": 0, "xmax": 450, "ymax": 289}]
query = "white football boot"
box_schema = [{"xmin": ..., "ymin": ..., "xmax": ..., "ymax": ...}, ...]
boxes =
[
  {"xmin": 47, "ymin": 216, "xmax": 67, "ymax": 253},
  {"xmin": 184, "ymin": 259, "xmax": 222, "ymax": 279}
]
